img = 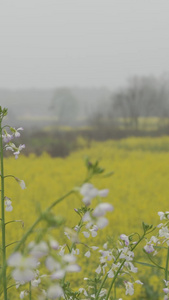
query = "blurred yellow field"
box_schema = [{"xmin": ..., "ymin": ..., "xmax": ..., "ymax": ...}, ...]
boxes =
[{"xmin": 2, "ymin": 136, "xmax": 169, "ymax": 299}]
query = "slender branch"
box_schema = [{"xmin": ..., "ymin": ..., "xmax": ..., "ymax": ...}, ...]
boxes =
[
  {"xmin": 13, "ymin": 190, "xmax": 74, "ymax": 253},
  {"xmin": 3, "ymin": 175, "xmax": 15, "ymax": 179},
  {"xmin": 5, "ymin": 220, "xmax": 24, "ymax": 227},
  {"xmin": 105, "ymin": 260, "xmax": 126, "ymax": 300},
  {"xmin": 7, "ymin": 283, "xmax": 19, "ymax": 290},
  {"xmin": 5, "ymin": 241, "xmax": 20, "ymax": 248},
  {"xmin": 95, "ymin": 274, "xmax": 108, "ymax": 299},
  {"xmin": 95, "ymin": 249, "xmax": 122, "ymax": 299},
  {"xmin": 2, "ymin": 125, "xmax": 11, "ymax": 130}
]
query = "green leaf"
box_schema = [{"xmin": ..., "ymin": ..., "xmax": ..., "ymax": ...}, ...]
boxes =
[
  {"xmin": 102, "ymin": 171, "xmax": 114, "ymax": 178},
  {"xmin": 135, "ymin": 260, "xmax": 165, "ymax": 270},
  {"xmin": 134, "ymin": 261, "xmax": 157, "ymax": 268},
  {"xmin": 142, "ymin": 222, "xmax": 153, "ymax": 233}
]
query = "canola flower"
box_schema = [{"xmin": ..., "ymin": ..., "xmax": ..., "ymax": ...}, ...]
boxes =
[
  {"xmin": 0, "ymin": 107, "xmax": 119, "ymax": 299},
  {"xmin": 2, "ymin": 106, "xmax": 169, "ymax": 299},
  {"xmin": 6, "ymin": 178, "xmax": 114, "ymax": 299}
]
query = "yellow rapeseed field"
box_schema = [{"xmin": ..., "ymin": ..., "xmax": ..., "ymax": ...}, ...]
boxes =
[{"xmin": 2, "ymin": 136, "xmax": 169, "ymax": 299}]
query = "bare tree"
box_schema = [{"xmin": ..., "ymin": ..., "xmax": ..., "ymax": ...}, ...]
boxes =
[{"xmin": 112, "ymin": 75, "xmax": 169, "ymax": 130}]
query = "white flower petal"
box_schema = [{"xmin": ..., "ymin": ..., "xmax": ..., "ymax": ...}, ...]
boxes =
[
  {"xmin": 84, "ymin": 251, "xmax": 91, "ymax": 258},
  {"xmin": 51, "ymin": 270, "xmax": 65, "ymax": 279},
  {"xmin": 12, "ymin": 269, "xmax": 35, "ymax": 283},
  {"xmin": 47, "ymin": 285, "xmax": 64, "ymax": 299},
  {"xmin": 98, "ymin": 189, "xmax": 109, "ymax": 197},
  {"xmin": 135, "ymin": 280, "xmax": 143, "ymax": 285},
  {"xmin": 82, "ymin": 231, "xmax": 90, "ymax": 238},
  {"xmin": 63, "ymin": 254, "xmax": 76, "ymax": 263},
  {"xmin": 45, "ymin": 257, "xmax": 60, "ymax": 272},
  {"xmin": 66, "ymin": 264, "xmax": 81, "ymax": 273},
  {"xmin": 95, "ymin": 265, "xmax": 101, "ymax": 274},
  {"xmin": 96, "ymin": 217, "xmax": 109, "ymax": 229},
  {"xmin": 93, "ymin": 203, "xmax": 113, "ymax": 217},
  {"xmin": 50, "ymin": 240, "xmax": 59, "ymax": 250},
  {"xmin": 8, "ymin": 252, "xmax": 22, "ymax": 267}
]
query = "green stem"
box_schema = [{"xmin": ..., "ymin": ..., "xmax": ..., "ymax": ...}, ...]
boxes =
[
  {"xmin": 107, "ymin": 234, "xmax": 146, "ymax": 299},
  {"xmin": 95, "ymin": 274, "xmax": 108, "ymax": 299},
  {"xmin": 165, "ymin": 247, "xmax": 169, "ymax": 281},
  {"xmin": 29, "ymin": 281, "xmax": 32, "ymax": 300},
  {"xmin": 5, "ymin": 220, "xmax": 24, "ymax": 227},
  {"xmin": 0, "ymin": 190, "xmax": 74, "ymax": 288},
  {"xmin": 95, "ymin": 249, "xmax": 122, "ymax": 299},
  {"xmin": 0, "ymin": 120, "xmax": 7, "ymax": 300},
  {"xmin": 96, "ymin": 233, "xmax": 145, "ymax": 300},
  {"xmin": 13, "ymin": 190, "xmax": 73, "ymax": 252},
  {"xmin": 60, "ymin": 218, "xmax": 83, "ymax": 300},
  {"xmin": 105, "ymin": 260, "xmax": 126, "ymax": 300},
  {"xmin": 114, "ymin": 283, "xmax": 116, "ymax": 299}
]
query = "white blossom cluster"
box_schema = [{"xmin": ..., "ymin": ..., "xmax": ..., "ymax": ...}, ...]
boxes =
[
  {"xmin": 2, "ymin": 126, "xmax": 26, "ymax": 212},
  {"xmin": 2, "ymin": 127, "xmax": 25, "ymax": 159},
  {"xmin": 7, "ymin": 182, "xmax": 114, "ymax": 299},
  {"xmin": 79, "ymin": 234, "xmax": 143, "ymax": 298},
  {"xmin": 4, "ymin": 177, "xmax": 26, "ymax": 212},
  {"xmin": 1, "ymin": 108, "xmax": 149, "ymax": 300},
  {"xmin": 80, "ymin": 183, "xmax": 113, "ymax": 235},
  {"xmin": 143, "ymin": 211, "xmax": 169, "ymax": 300},
  {"xmin": 8, "ymin": 239, "xmax": 81, "ymax": 299},
  {"xmin": 76, "ymin": 183, "xmax": 142, "ymax": 298}
]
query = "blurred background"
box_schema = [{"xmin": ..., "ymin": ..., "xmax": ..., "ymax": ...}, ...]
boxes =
[
  {"xmin": 1, "ymin": 0, "xmax": 169, "ymax": 157},
  {"xmin": 2, "ymin": 3, "xmax": 169, "ymax": 298}
]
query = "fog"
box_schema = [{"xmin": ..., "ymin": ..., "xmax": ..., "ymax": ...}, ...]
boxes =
[
  {"xmin": 1, "ymin": 1, "xmax": 169, "ymax": 89},
  {"xmin": 1, "ymin": 1, "xmax": 169, "ymax": 130}
]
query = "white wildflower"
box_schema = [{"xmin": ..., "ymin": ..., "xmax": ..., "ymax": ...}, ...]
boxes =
[
  {"xmin": 93, "ymin": 203, "xmax": 113, "ymax": 217},
  {"xmin": 80, "ymin": 183, "xmax": 98, "ymax": 206},
  {"xmin": 135, "ymin": 280, "xmax": 143, "ymax": 285},
  {"xmin": 98, "ymin": 189, "xmax": 109, "ymax": 197},
  {"xmin": 120, "ymin": 234, "xmax": 129, "ymax": 246},
  {"xmin": 20, "ymin": 290, "xmax": 29, "ymax": 299},
  {"xmin": 8, "ymin": 252, "xmax": 37, "ymax": 283},
  {"xmin": 29, "ymin": 241, "xmax": 49, "ymax": 258},
  {"xmin": 10, "ymin": 127, "xmax": 24, "ymax": 138},
  {"xmin": 49, "ymin": 239, "xmax": 59, "ymax": 250},
  {"xmin": 4, "ymin": 197, "xmax": 13, "ymax": 212},
  {"xmin": 2, "ymin": 130, "xmax": 13, "ymax": 143},
  {"xmin": 124, "ymin": 281, "xmax": 134, "ymax": 296},
  {"xmin": 95, "ymin": 265, "xmax": 102, "ymax": 274},
  {"xmin": 84, "ymin": 250, "xmax": 91, "ymax": 258},
  {"xmin": 47, "ymin": 285, "xmax": 64, "ymax": 299},
  {"xmin": 80, "ymin": 183, "xmax": 109, "ymax": 206},
  {"xmin": 82, "ymin": 231, "xmax": 90, "ymax": 238},
  {"xmin": 119, "ymin": 247, "xmax": 134, "ymax": 261},
  {"xmin": 15, "ymin": 178, "xmax": 26, "ymax": 189}
]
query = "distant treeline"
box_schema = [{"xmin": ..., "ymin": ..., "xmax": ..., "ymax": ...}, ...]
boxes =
[
  {"xmin": 2, "ymin": 74, "xmax": 169, "ymax": 157},
  {"xmin": 1, "ymin": 74, "xmax": 169, "ymax": 132}
]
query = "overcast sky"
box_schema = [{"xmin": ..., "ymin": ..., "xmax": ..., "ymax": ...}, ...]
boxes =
[{"xmin": 0, "ymin": 0, "xmax": 169, "ymax": 90}]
